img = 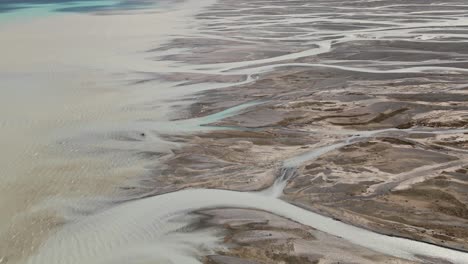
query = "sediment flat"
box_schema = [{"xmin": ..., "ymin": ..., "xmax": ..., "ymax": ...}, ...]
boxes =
[
  {"xmin": 4, "ymin": 0, "xmax": 468, "ymax": 263},
  {"xmin": 131, "ymin": 0, "xmax": 468, "ymax": 263}
]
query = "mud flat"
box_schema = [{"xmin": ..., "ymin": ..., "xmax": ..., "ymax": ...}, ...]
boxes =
[
  {"xmin": 200, "ymin": 208, "xmax": 416, "ymax": 264},
  {"xmin": 12, "ymin": 0, "xmax": 468, "ymax": 263}
]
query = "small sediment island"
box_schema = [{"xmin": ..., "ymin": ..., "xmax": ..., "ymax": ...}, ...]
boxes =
[{"xmin": 2, "ymin": 0, "xmax": 468, "ymax": 264}]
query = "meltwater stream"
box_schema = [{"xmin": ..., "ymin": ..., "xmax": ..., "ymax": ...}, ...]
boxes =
[{"xmin": 27, "ymin": 178, "xmax": 468, "ymax": 264}]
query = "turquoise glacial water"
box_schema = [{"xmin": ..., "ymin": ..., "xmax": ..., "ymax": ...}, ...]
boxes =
[{"xmin": 0, "ymin": 0, "xmax": 153, "ymax": 23}]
